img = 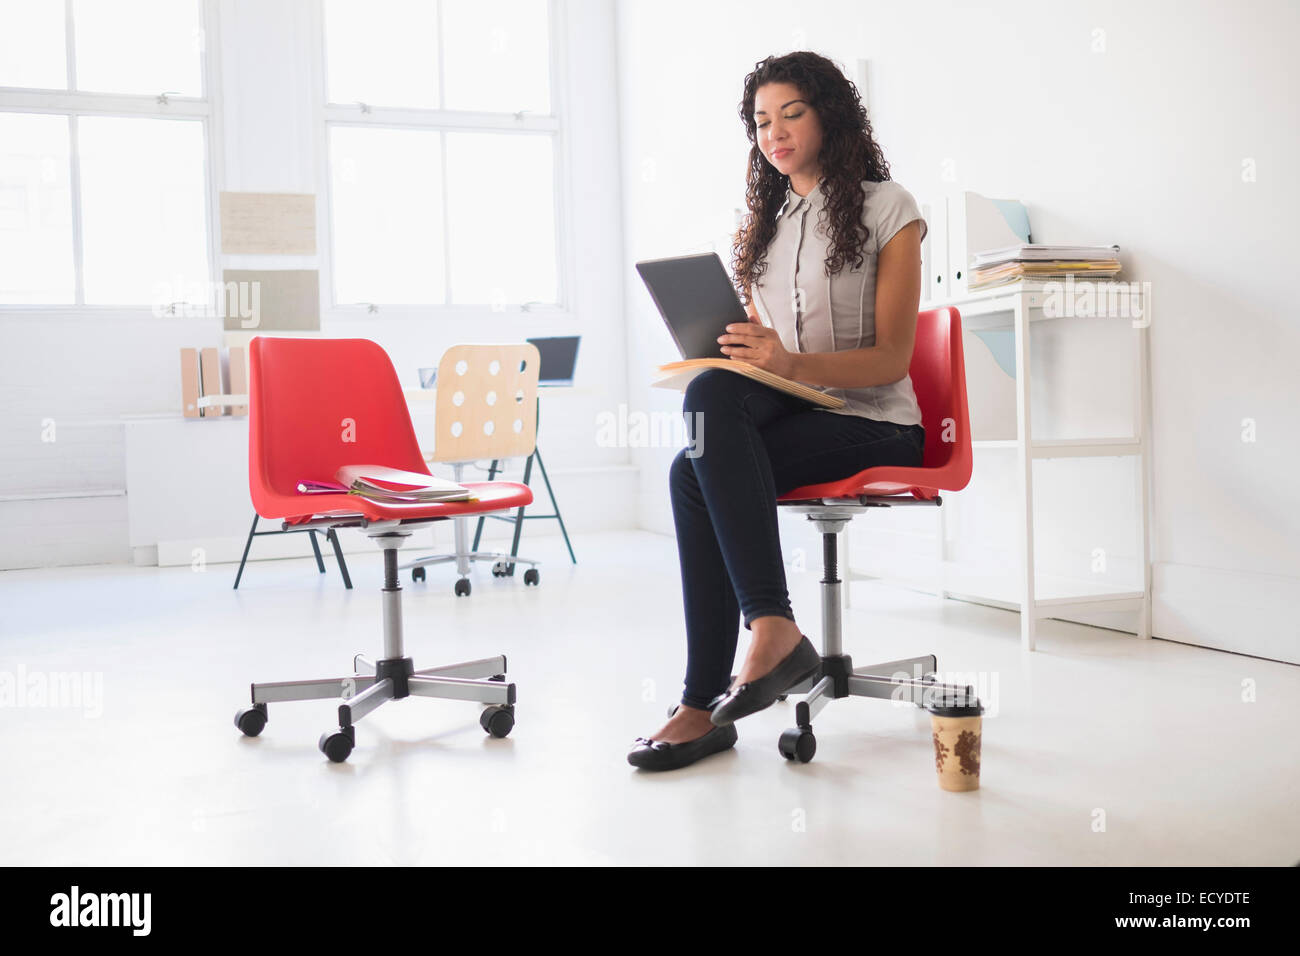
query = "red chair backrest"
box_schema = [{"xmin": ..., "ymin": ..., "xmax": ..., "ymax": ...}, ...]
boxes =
[
  {"xmin": 248, "ymin": 337, "xmax": 430, "ymax": 516},
  {"xmin": 908, "ymin": 306, "xmax": 973, "ymax": 490}
]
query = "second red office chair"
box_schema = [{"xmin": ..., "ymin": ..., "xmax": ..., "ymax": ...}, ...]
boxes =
[
  {"xmin": 232, "ymin": 336, "xmax": 534, "ymax": 763},
  {"xmin": 772, "ymin": 306, "xmax": 981, "ymax": 763}
]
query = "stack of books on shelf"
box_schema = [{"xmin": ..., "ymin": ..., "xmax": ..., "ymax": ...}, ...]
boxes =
[{"xmin": 969, "ymin": 243, "xmax": 1122, "ymax": 290}]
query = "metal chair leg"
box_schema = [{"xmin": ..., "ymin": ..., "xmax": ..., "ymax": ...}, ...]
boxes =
[
  {"xmin": 471, "ymin": 459, "xmax": 500, "ymax": 552},
  {"xmin": 533, "ymin": 445, "xmax": 576, "ymax": 565},
  {"xmin": 308, "ymin": 529, "xmax": 326, "ymax": 572},
  {"xmin": 504, "ymin": 454, "xmax": 533, "ymax": 572},
  {"xmin": 233, "ymin": 513, "xmax": 259, "ymax": 590},
  {"xmin": 326, "ymin": 528, "xmax": 353, "ymax": 589}
]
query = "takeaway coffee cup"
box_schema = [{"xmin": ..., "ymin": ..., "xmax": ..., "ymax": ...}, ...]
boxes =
[{"xmin": 926, "ymin": 691, "xmax": 984, "ymax": 792}]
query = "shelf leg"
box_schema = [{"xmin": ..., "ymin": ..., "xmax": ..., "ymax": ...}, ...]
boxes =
[
  {"xmin": 1135, "ymin": 309, "xmax": 1154, "ymax": 640},
  {"xmin": 1014, "ymin": 295, "xmax": 1037, "ymax": 651}
]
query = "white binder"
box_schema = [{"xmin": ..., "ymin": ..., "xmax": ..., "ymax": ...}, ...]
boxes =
[
  {"xmin": 946, "ymin": 191, "xmax": 1032, "ymax": 296},
  {"xmin": 919, "ymin": 196, "xmax": 950, "ymax": 303}
]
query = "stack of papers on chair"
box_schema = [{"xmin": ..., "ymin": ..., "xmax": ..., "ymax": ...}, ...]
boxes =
[
  {"xmin": 296, "ymin": 465, "xmax": 477, "ymax": 503},
  {"xmin": 969, "ymin": 243, "xmax": 1122, "ymax": 290}
]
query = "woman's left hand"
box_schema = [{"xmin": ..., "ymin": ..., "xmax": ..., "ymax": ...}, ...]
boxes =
[{"xmin": 718, "ymin": 323, "xmax": 799, "ymax": 380}]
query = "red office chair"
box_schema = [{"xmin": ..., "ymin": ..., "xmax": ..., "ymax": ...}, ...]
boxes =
[
  {"xmin": 772, "ymin": 307, "xmax": 979, "ymax": 762},
  {"xmin": 232, "ymin": 336, "xmax": 534, "ymax": 763}
]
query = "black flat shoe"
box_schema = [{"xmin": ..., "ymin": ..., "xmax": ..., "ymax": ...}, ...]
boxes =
[
  {"xmin": 627, "ymin": 722, "xmax": 738, "ymax": 772},
  {"xmin": 709, "ymin": 634, "xmax": 821, "ymax": 727}
]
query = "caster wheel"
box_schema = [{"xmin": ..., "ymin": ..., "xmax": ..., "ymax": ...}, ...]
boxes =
[
  {"xmin": 480, "ymin": 705, "xmax": 515, "ymax": 738},
  {"xmin": 454, "ymin": 578, "xmax": 471, "ymax": 597},
  {"xmin": 411, "ymin": 566, "xmax": 426, "ymax": 583},
  {"xmin": 778, "ymin": 728, "xmax": 816, "ymax": 763},
  {"xmin": 491, "ymin": 562, "xmax": 505, "ymax": 577},
  {"xmin": 234, "ymin": 704, "xmax": 267, "ymax": 737},
  {"xmin": 523, "ymin": 567, "xmax": 540, "ymax": 586},
  {"xmin": 318, "ymin": 728, "xmax": 354, "ymax": 763}
]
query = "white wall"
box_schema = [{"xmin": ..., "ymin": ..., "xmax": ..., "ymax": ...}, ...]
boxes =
[
  {"xmin": 614, "ymin": 0, "xmax": 1300, "ymax": 661},
  {"xmin": 0, "ymin": 0, "xmax": 632, "ymax": 570}
]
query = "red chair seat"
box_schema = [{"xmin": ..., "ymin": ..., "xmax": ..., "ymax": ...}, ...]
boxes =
[
  {"xmin": 779, "ymin": 467, "xmax": 941, "ymax": 503},
  {"xmin": 777, "ymin": 307, "xmax": 972, "ymax": 506}
]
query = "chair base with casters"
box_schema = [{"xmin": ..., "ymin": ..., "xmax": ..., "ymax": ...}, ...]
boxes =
[
  {"xmin": 233, "ymin": 512, "xmax": 352, "ymax": 590},
  {"xmin": 400, "ymin": 462, "xmax": 542, "ymax": 596},
  {"xmin": 770, "ymin": 496, "xmax": 979, "ymax": 763},
  {"xmin": 234, "ymin": 516, "xmax": 517, "ymax": 763}
]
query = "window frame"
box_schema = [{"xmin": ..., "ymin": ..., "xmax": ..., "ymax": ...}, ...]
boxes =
[
  {"xmin": 0, "ymin": 0, "xmax": 223, "ymax": 314},
  {"xmin": 313, "ymin": 0, "xmax": 573, "ymax": 317}
]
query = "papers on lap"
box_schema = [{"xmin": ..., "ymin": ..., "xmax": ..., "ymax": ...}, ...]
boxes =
[
  {"xmin": 296, "ymin": 464, "xmax": 477, "ymax": 503},
  {"xmin": 652, "ymin": 358, "xmax": 845, "ymax": 409}
]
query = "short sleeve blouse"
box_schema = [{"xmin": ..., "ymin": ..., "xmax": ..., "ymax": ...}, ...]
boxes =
[{"xmin": 750, "ymin": 178, "xmax": 928, "ymax": 425}]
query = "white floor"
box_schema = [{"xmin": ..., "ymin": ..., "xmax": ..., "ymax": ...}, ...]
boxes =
[{"xmin": 1, "ymin": 528, "xmax": 1296, "ymax": 866}]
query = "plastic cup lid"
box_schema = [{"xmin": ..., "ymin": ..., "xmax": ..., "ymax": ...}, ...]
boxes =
[{"xmin": 925, "ymin": 691, "xmax": 984, "ymax": 718}]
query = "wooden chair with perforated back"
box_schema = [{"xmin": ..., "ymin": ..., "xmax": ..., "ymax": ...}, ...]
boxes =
[{"xmin": 400, "ymin": 343, "xmax": 543, "ymax": 596}]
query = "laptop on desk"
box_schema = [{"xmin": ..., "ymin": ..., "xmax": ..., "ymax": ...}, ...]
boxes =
[{"xmin": 526, "ymin": 335, "xmax": 581, "ymax": 387}]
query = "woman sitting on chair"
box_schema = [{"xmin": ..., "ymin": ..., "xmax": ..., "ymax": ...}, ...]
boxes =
[{"xmin": 629, "ymin": 51, "xmax": 930, "ymax": 771}]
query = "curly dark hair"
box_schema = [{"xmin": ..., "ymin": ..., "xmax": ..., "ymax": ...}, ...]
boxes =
[{"xmin": 732, "ymin": 52, "xmax": 892, "ymax": 307}]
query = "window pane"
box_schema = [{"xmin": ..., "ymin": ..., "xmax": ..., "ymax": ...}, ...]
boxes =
[
  {"xmin": 72, "ymin": 0, "xmax": 202, "ymax": 96},
  {"xmin": 78, "ymin": 116, "xmax": 209, "ymax": 305},
  {"xmin": 444, "ymin": 132, "xmax": 556, "ymax": 305},
  {"xmin": 330, "ymin": 125, "xmax": 445, "ymax": 305},
  {"xmin": 325, "ymin": 0, "xmax": 438, "ymax": 109},
  {"xmin": 442, "ymin": 0, "xmax": 550, "ymax": 114},
  {"xmin": 0, "ymin": 112, "xmax": 75, "ymax": 303},
  {"xmin": 0, "ymin": 0, "xmax": 67, "ymax": 89}
]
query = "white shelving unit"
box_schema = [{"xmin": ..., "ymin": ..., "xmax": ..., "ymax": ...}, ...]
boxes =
[{"xmin": 844, "ymin": 279, "xmax": 1153, "ymax": 651}]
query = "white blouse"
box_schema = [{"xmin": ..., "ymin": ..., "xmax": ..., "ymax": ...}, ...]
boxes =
[{"xmin": 751, "ymin": 177, "xmax": 928, "ymax": 426}]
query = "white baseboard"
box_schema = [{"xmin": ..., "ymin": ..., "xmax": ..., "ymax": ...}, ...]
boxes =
[
  {"xmin": 834, "ymin": 525, "xmax": 1299, "ymax": 664},
  {"xmin": 1151, "ymin": 561, "xmax": 1299, "ymax": 664}
]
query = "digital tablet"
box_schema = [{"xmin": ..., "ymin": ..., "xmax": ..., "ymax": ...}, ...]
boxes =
[{"xmin": 634, "ymin": 252, "xmax": 750, "ymax": 360}]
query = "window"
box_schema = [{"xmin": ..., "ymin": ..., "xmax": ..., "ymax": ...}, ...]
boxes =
[
  {"xmin": 0, "ymin": 0, "xmax": 214, "ymax": 307},
  {"xmin": 322, "ymin": 0, "xmax": 562, "ymax": 310}
]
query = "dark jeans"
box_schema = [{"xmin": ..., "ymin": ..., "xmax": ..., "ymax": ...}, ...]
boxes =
[{"xmin": 669, "ymin": 369, "xmax": 925, "ymax": 710}]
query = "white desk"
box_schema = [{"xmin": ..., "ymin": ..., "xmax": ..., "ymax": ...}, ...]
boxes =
[{"xmin": 845, "ymin": 279, "xmax": 1153, "ymax": 651}]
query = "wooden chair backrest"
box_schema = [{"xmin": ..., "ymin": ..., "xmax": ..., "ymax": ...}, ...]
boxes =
[{"xmin": 429, "ymin": 343, "xmax": 541, "ymax": 463}]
